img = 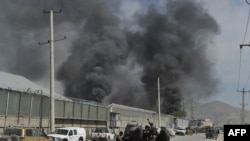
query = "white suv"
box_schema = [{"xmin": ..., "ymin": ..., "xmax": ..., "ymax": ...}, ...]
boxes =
[{"xmin": 48, "ymin": 127, "xmax": 86, "ymax": 141}]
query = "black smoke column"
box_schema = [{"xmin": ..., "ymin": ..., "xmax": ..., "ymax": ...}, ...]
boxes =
[{"xmin": 127, "ymin": 0, "xmax": 220, "ymax": 113}]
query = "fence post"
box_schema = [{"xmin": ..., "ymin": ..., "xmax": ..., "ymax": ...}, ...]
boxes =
[
  {"xmin": 29, "ymin": 95, "xmax": 33, "ymax": 126},
  {"xmin": 4, "ymin": 92, "xmax": 10, "ymax": 129}
]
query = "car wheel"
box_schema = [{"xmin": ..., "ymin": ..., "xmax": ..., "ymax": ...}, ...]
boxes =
[{"xmin": 9, "ymin": 134, "xmax": 19, "ymax": 141}]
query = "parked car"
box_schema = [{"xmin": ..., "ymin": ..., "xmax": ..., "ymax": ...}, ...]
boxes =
[
  {"xmin": 174, "ymin": 127, "xmax": 186, "ymax": 136},
  {"xmin": 91, "ymin": 127, "xmax": 115, "ymax": 141},
  {"xmin": 167, "ymin": 128, "xmax": 175, "ymax": 137},
  {"xmin": 0, "ymin": 126, "xmax": 52, "ymax": 141},
  {"xmin": 47, "ymin": 127, "xmax": 86, "ymax": 141}
]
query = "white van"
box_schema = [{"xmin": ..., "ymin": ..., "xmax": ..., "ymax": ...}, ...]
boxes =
[{"xmin": 48, "ymin": 127, "xmax": 86, "ymax": 141}]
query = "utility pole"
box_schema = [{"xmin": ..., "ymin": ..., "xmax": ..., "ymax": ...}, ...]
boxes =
[
  {"xmin": 157, "ymin": 76, "xmax": 161, "ymax": 127},
  {"xmin": 39, "ymin": 9, "xmax": 66, "ymax": 132},
  {"xmin": 238, "ymin": 44, "xmax": 250, "ymax": 125},
  {"xmin": 237, "ymin": 88, "xmax": 248, "ymax": 124},
  {"xmin": 190, "ymin": 98, "xmax": 194, "ymax": 120}
]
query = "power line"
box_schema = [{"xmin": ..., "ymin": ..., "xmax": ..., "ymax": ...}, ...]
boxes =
[
  {"xmin": 238, "ymin": 44, "xmax": 250, "ymax": 124},
  {"xmin": 244, "ymin": 71, "xmax": 250, "ymax": 88},
  {"xmin": 242, "ymin": 8, "xmax": 250, "ymax": 44},
  {"xmin": 238, "ymin": 5, "xmax": 250, "ymax": 89},
  {"xmin": 238, "ymin": 4, "xmax": 250, "ymax": 90},
  {"xmin": 246, "ymin": 0, "xmax": 250, "ymax": 5}
]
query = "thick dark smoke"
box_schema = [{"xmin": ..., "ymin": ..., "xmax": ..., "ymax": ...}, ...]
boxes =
[
  {"xmin": 126, "ymin": 1, "xmax": 220, "ymax": 113},
  {"xmin": 0, "ymin": 0, "xmax": 219, "ymax": 114}
]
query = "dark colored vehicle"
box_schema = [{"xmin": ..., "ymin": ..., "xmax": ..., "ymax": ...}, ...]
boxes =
[
  {"xmin": 205, "ymin": 128, "xmax": 219, "ymax": 139},
  {"xmin": 123, "ymin": 123, "xmax": 143, "ymax": 141},
  {"xmin": 122, "ymin": 119, "xmax": 170, "ymax": 141}
]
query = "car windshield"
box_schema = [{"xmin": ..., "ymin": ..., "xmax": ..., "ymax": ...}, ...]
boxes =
[
  {"xmin": 176, "ymin": 127, "xmax": 185, "ymax": 130},
  {"xmin": 125, "ymin": 124, "xmax": 137, "ymax": 133},
  {"xmin": 4, "ymin": 129, "xmax": 22, "ymax": 136},
  {"xmin": 95, "ymin": 128, "xmax": 108, "ymax": 133},
  {"xmin": 54, "ymin": 129, "xmax": 68, "ymax": 135}
]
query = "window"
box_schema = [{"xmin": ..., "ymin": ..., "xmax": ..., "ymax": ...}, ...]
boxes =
[
  {"xmin": 74, "ymin": 130, "xmax": 77, "ymax": 135},
  {"xmin": 4, "ymin": 129, "xmax": 22, "ymax": 136},
  {"xmin": 54, "ymin": 129, "xmax": 68, "ymax": 135},
  {"xmin": 26, "ymin": 129, "xmax": 32, "ymax": 136},
  {"xmin": 32, "ymin": 130, "xmax": 43, "ymax": 136},
  {"xmin": 69, "ymin": 130, "xmax": 73, "ymax": 136}
]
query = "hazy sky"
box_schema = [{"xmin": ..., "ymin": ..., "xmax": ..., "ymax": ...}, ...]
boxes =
[
  {"xmin": 198, "ymin": 0, "xmax": 250, "ymax": 108},
  {"xmin": 1, "ymin": 0, "xmax": 250, "ymax": 110}
]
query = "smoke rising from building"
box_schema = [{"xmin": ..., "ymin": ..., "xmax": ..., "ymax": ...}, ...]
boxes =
[{"xmin": 0, "ymin": 0, "xmax": 220, "ymax": 114}]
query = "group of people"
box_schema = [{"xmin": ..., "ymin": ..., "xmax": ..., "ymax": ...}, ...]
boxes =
[
  {"xmin": 116, "ymin": 130, "xmax": 169, "ymax": 141},
  {"xmin": 115, "ymin": 119, "xmax": 170, "ymax": 141}
]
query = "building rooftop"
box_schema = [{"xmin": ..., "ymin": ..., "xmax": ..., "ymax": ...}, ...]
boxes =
[{"xmin": 0, "ymin": 71, "xmax": 71, "ymax": 101}]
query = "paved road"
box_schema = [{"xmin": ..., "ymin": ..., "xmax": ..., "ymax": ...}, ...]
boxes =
[
  {"xmin": 88, "ymin": 133, "xmax": 224, "ymax": 141},
  {"xmin": 171, "ymin": 133, "xmax": 223, "ymax": 141}
]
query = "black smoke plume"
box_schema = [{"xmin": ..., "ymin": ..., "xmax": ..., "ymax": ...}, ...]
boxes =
[{"xmin": 0, "ymin": 0, "xmax": 219, "ymax": 114}]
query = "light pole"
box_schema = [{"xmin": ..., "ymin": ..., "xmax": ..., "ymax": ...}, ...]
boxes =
[
  {"xmin": 157, "ymin": 77, "xmax": 161, "ymax": 127},
  {"xmin": 49, "ymin": 9, "xmax": 55, "ymax": 132}
]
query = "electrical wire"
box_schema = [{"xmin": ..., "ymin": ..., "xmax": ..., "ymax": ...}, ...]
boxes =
[
  {"xmin": 247, "ymin": 0, "xmax": 250, "ymax": 5},
  {"xmin": 242, "ymin": 9, "xmax": 250, "ymax": 44},
  {"xmin": 238, "ymin": 7, "xmax": 250, "ymax": 90},
  {"xmin": 242, "ymin": 8, "xmax": 250, "ymax": 89},
  {"xmin": 244, "ymin": 71, "xmax": 250, "ymax": 88}
]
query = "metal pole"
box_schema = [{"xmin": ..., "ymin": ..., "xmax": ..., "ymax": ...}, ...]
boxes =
[
  {"xmin": 158, "ymin": 77, "xmax": 161, "ymax": 127},
  {"xmin": 237, "ymin": 44, "xmax": 250, "ymax": 124},
  {"xmin": 29, "ymin": 95, "xmax": 33, "ymax": 126},
  {"xmin": 39, "ymin": 9, "xmax": 64, "ymax": 131},
  {"xmin": 4, "ymin": 92, "xmax": 10, "ymax": 129},
  {"xmin": 237, "ymin": 88, "xmax": 248, "ymax": 124},
  {"xmin": 242, "ymin": 88, "xmax": 245, "ymax": 124},
  {"xmin": 50, "ymin": 9, "xmax": 55, "ymax": 132}
]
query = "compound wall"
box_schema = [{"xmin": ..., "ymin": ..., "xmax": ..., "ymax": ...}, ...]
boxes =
[
  {"xmin": 0, "ymin": 89, "xmax": 109, "ymax": 134},
  {"xmin": 0, "ymin": 88, "xmax": 178, "ymax": 137}
]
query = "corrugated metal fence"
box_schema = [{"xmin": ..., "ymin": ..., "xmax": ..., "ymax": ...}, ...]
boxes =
[{"xmin": 0, "ymin": 89, "xmax": 109, "ymax": 133}]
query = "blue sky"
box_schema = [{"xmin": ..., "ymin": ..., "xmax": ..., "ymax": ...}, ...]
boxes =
[{"xmin": 197, "ymin": 0, "xmax": 250, "ymax": 108}]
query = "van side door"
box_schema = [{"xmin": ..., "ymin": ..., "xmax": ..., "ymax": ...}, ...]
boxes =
[{"xmin": 68, "ymin": 130, "xmax": 78, "ymax": 141}]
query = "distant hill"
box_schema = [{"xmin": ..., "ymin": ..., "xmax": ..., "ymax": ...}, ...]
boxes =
[{"xmin": 185, "ymin": 100, "xmax": 250, "ymax": 126}]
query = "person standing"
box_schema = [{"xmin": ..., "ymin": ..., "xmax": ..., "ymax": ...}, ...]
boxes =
[{"xmin": 116, "ymin": 131, "xmax": 123, "ymax": 141}]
